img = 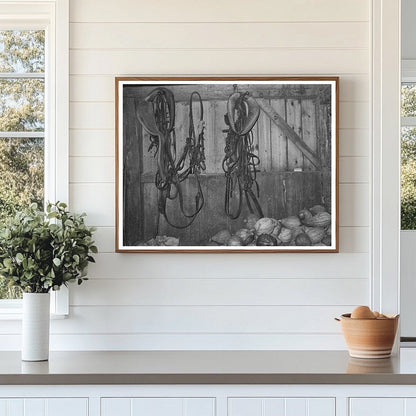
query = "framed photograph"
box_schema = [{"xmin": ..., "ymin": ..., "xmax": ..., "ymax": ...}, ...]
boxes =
[{"xmin": 116, "ymin": 77, "xmax": 338, "ymax": 252}]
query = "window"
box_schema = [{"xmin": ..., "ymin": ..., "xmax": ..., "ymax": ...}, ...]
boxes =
[
  {"xmin": 0, "ymin": 29, "xmax": 45, "ymax": 300},
  {"xmin": 401, "ymin": 78, "xmax": 416, "ymax": 230},
  {"xmin": 0, "ymin": 0, "xmax": 69, "ymax": 314}
]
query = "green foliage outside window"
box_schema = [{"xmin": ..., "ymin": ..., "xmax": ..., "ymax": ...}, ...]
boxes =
[
  {"xmin": 401, "ymin": 84, "xmax": 416, "ymax": 230},
  {"xmin": 401, "ymin": 128, "xmax": 416, "ymax": 229},
  {"xmin": 0, "ymin": 30, "xmax": 45, "ymax": 298}
]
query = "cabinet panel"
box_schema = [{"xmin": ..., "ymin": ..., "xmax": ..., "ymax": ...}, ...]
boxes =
[
  {"xmin": 185, "ymin": 398, "xmax": 215, "ymax": 416},
  {"xmin": 47, "ymin": 398, "xmax": 88, "ymax": 416},
  {"xmin": 228, "ymin": 398, "xmax": 263, "ymax": 416},
  {"xmin": 132, "ymin": 398, "xmax": 183, "ymax": 416},
  {"xmin": 24, "ymin": 400, "xmax": 45, "ymax": 416},
  {"xmin": 101, "ymin": 398, "xmax": 131, "ymax": 416},
  {"xmin": 350, "ymin": 398, "xmax": 416, "ymax": 416},
  {"xmin": 6, "ymin": 400, "xmax": 23, "ymax": 416},
  {"xmin": 264, "ymin": 399, "xmax": 285, "ymax": 415},
  {"xmin": 228, "ymin": 398, "xmax": 335, "ymax": 416},
  {"xmin": 309, "ymin": 398, "xmax": 336, "ymax": 416},
  {"xmin": 0, "ymin": 398, "xmax": 87, "ymax": 416},
  {"xmin": 349, "ymin": 398, "xmax": 405, "ymax": 416},
  {"xmin": 0, "ymin": 401, "xmax": 6, "ymax": 416},
  {"xmin": 285, "ymin": 398, "xmax": 307, "ymax": 416},
  {"xmin": 405, "ymin": 398, "xmax": 416, "ymax": 414},
  {"xmin": 101, "ymin": 398, "xmax": 215, "ymax": 416}
]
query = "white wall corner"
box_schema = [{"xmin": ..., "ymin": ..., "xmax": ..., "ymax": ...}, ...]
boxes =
[{"xmin": 371, "ymin": 0, "xmax": 401, "ymax": 315}]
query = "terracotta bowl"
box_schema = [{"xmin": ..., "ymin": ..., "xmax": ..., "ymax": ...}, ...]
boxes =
[{"xmin": 338, "ymin": 313, "xmax": 399, "ymax": 359}]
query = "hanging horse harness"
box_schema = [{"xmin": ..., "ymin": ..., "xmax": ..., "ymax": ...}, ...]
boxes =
[
  {"xmin": 222, "ymin": 91, "xmax": 264, "ymax": 219},
  {"xmin": 136, "ymin": 88, "xmax": 206, "ymax": 230}
]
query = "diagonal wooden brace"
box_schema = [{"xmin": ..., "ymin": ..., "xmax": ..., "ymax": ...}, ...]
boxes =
[{"xmin": 257, "ymin": 98, "xmax": 321, "ymax": 169}]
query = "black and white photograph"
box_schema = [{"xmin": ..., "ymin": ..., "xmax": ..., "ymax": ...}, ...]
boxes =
[{"xmin": 116, "ymin": 78, "xmax": 338, "ymax": 252}]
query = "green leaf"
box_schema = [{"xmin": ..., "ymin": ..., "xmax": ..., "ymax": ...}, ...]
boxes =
[
  {"xmin": 64, "ymin": 219, "xmax": 74, "ymax": 227},
  {"xmin": 0, "ymin": 199, "xmax": 96, "ymax": 293}
]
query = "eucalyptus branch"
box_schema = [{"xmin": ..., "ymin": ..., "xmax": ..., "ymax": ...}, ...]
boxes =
[{"xmin": 0, "ymin": 202, "xmax": 97, "ymax": 293}]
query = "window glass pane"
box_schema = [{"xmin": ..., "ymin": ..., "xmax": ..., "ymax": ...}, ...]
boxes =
[
  {"xmin": 0, "ymin": 137, "xmax": 44, "ymax": 299},
  {"xmin": 0, "ymin": 137, "xmax": 44, "ymax": 218},
  {"xmin": 401, "ymin": 127, "xmax": 416, "ymax": 230},
  {"xmin": 0, "ymin": 284, "xmax": 22, "ymax": 300},
  {"xmin": 0, "ymin": 78, "xmax": 44, "ymax": 131},
  {"xmin": 0, "ymin": 30, "xmax": 45, "ymax": 73},
  {"xmin": 402, "ymin": 83, "xmax": 416, "ymax": 117}
]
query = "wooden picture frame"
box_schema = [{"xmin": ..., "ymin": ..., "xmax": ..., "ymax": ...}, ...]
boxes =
[{"xmin": 116, "ymin": 77, "xmax": 339, "ymax": 253}]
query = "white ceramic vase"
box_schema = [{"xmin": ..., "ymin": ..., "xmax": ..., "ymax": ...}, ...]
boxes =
[{"xmin": 22, "ymin": 292, "xmax": 50, "ymax": 361}]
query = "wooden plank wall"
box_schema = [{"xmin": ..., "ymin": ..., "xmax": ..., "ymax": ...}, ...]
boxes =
[
  {"xmin": 0, "ymin": 0, "xmax": 372, "ymax": 351},
  {"xmin": 127, "ymin": 88, "xmax": 331, "ymax": 245}
]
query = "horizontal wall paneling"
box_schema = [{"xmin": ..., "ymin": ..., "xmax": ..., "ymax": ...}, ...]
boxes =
[
  {"xmin": 70, "ymin": 0, "xmax": 369, "ymax": 23},
  {"xmin": 70, "ymin": 278, "xmax": 369, "ymax": 306},
  {"xmin": 61, "ymin": 0, "xmax": 372, "ymax": 350}
]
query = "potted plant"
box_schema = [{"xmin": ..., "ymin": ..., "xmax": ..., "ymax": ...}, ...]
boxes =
[{"xmin": 0, "ymin": 202, "xmax": 97, "ymax": 361}]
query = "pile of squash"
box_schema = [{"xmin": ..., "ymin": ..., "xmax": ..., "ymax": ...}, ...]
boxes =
[
  {"xmin": 210, "ymin": 205, "xmax": 332, "ymax": 247},
  {"xmin": 144, "ymin": 235, "xmax": 180, "ymax": 246}
]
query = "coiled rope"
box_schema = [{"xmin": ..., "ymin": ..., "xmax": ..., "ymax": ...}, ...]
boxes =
[
  {"xmin": 138, "ymin": 88, "xmax": 206, "ymax": 231},
  {"xmin": 222, "ymin": 91, "xmax": 264, "ymax": 219}
]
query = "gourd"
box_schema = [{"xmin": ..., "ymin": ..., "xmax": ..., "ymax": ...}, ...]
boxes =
[
  {"xmin": 322, "ymin": 235, "xmax": 332, "ymax": 246},
  {"xmin": 244, "ymin": 214, "xmax": 260, "ymax": 231},
  {"xmin": 256, "ymin": 234, "xmax": 278, "ymax": 246},
  {"xmin": 305, "ymin": 227, "xmax": 325, "ymax": 244},
  {"xmin": 227, "ymin": 235, "xmax": 243, "ymax": 246},
  {"xmin": 309, "ymin": 205, "xmax": 327, "ymax": 215},
  {"xmin": 280, "ymin": 216, "xmax": 301, "ymax": 229},
  {"xmin": 277, "ymin": 227, "xmax": 292, "ymax": 244},
  {"xmin": 164, "ymin": 236, "xmax": 180, "ymax": 246},
  {"xmin": 291, "ymin": 226, "xmax": 305, "ymax": 239},
  {"xmin": 254, "ymin": 218, "xmax": 277, "ymax": 235},
  {"xmin": 298, "ymin": 209, "xmax": 313, "ymax": 223},
  {"xmin": 211, "ymin": 229, "xmax": 231, "ymax": 245},
  {"xmin": 351, "ymin": 306, "xmax": 376, "ymax": 319},
  {"xmin": 235, "ymin": 229, "xmax": 254, "ymax": 246},
  {"xmin": 310, "ymin": 212, "xmax": 331, "ymax": 227},
  {"xmin": 271, "ymin": 222, "xmax": 282, "ymax": 238},
  {"xmin": 295, "ymin": 233, "xmax": 312, "ymax": 246}
]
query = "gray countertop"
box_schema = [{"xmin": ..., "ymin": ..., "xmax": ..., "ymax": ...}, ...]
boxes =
[{"xmin": 2, "ymin": 349, "xmax": 416, "ymax": 385}]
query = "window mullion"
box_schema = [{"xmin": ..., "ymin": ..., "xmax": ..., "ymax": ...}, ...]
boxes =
[
  {"xmin": 0, "ymin": 72, "xmax": 44, "ymax": 79},
  {"xmin": 0, "ymin": 132, "xmax": 44, "ymax": 138},
  {"xmin": 401, "ymin": 117, "xmax": 416, "ymax": 127}
]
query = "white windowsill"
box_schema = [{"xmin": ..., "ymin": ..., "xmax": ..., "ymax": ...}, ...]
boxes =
[
  {"xmin": 0, "ymin": 312, "xmax": 67, "ymax": 320},
  {"xmin": 0, "ymin": 299, "xmax": 68, "ymax": 320},
  {"xmin": 0, "ymin": 286, "xmax": 69, "ymax": 318}
]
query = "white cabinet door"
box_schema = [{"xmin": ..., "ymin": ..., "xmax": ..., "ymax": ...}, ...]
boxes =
[
  {"xmin": 101, "ymin": 398, "xmax": 215, "ymax": 416},
  {"xmin": 350, "ymin": 398, "xmax": 416, "ymax": 416},
  {"xmin": 228, "ymin": 397, "xmax": 335, "ymax": 416},
  {"xmin": 0, "ymin": 398, "xmax": 88, "ymax": 416}
]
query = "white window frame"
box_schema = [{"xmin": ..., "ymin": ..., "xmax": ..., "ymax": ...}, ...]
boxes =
[
  {"xmin": 371, "ymin": 0, "xmax": 401, "ymax": 323},
  {"xmin": 399, "ymin": 60, "xmax": 416, "ymax": 340},
  {"xmin": 0, "ymin": 0, "xmax": 69, "ymax": 317},
  {"xmin": 401, "ymin": 60, "xmax": 416, "ymax": 122}
]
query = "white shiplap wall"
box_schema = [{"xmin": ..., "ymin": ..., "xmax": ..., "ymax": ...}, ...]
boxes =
[{"xmin": 60, "ymin": 0, "xmax": 371, "ymax": 350}]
